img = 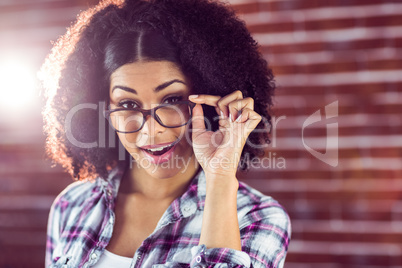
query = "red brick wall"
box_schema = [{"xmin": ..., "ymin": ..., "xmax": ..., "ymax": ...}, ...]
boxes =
[
  {"xmin": 233, "ymin": 0, "xmax": 402, "ymax": 267},
  {"xmin": 0, "ymin": 0, "xmax": 401, "ymax": 267}
]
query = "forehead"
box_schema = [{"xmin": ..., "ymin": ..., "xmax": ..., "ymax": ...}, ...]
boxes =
[{"xmin": 110, "ymin": 61, "xmax": 187, "ymax": 86}]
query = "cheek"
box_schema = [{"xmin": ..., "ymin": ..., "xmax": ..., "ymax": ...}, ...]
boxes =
[
  {"xmin": 174, "ymin": 126, "xmax": 192, "ymax": 149},
  {"xmin": 177, "ymin": 126, "xmax": 194, "ymax": 154},
  {"xmin": 117, "ymin": 132, "xmax": 140, "ymax": 152}
]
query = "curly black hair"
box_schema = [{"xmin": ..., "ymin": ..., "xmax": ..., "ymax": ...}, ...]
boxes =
[{"xmin": 40, "ymin": 0, "xmax": 276, "ymax": 180}]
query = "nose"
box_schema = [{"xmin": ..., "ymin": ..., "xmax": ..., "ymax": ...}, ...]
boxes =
[{"xmin": 140, "ymin": 113, "xmax": 165, "ymax": 136}]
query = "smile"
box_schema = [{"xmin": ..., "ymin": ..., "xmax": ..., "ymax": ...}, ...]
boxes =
[
  {"xmin": 139, "ymin": 139, "xmax": 180, "ymax": 163},
  {"xmin": 143, "ymin": 143, "xmax": 175, "ymax": 156}
]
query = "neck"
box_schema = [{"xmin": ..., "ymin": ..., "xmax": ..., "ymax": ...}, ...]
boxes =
[{"xmin": 120, "ymin": 154, "xmax": 200, "ymax": 201}]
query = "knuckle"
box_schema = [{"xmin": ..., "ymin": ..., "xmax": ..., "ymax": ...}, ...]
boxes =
[
  {"xmin": 217, "ymin": 96, "xmax": 227, "ymax": 106},
  {"xmin": 245, "ymin": 97, "xmax": 254, "ymax": 105}
]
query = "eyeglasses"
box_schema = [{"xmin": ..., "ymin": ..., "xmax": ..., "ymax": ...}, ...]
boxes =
[{"xmin": 105, "ymin": 100, "xmax": 196, "ymax": 133}]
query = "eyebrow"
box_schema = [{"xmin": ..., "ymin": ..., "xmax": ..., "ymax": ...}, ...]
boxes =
[{"xmin": 112, "ymin": 79, "xmax": 186, "ymax": 94}]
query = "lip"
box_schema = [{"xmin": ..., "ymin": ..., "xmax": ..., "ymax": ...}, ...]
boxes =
[
  {"xmin": 139, "ymin": 139, "xmax": 180, "ymax": 150},
  {"xmin": 139, "ymin": 139, "xmax": 180, "ymax": 164}
]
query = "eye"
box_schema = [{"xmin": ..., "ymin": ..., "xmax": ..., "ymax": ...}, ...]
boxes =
[
  {"xmin": 118, "ymin": 100, "xmax": 139, "ymax": 109},
  {"xmin": 163, "ymin": 95, "xmax": 183, "ymax": 104}
]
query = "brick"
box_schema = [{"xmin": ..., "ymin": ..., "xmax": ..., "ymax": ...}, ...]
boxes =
[
  {"xmin": 257, "ymin": 0, "xmax": 400, "ymax": 12},
  {"xmin": 263, "ymin": 147, "xmax": 402, "ymax": 159},
  {"xmin": 291, "ymin": 220, "xmax": 402, "ymax": 243},
  {"xmin": 0, "ymin": 195, "xmax": 55, "ymax": 210},
  {"xmin": 274, "ymin": 82, "xmax": 402, "ymax": 96},
  {"xmin": 272, "ymin": 59, "xmax": 402, "ymax": 76},
  {"xmin": 240, "ymin": 167, "xmax": 402, "ymax": 181},
  {"xmin": 0, "ymin": 230, "xmax": 46, "ymax": 246},
  {"xmin": 248, "ymin": 14, "xmax": 402, "ymax": 34},
  {"xmin": 260, "ymin": 38, "xmax": 402, "ymax": 55},
  {"xmin": 0, "ymin": 172, "xmax": 72, "ymax": 195},
  {"xmin": 231, "ymin": 2, "xmax": 260, "ymax": 14},
  {"xmin": 0, "ymin": 1, "xmax": 83, "ymax": 14},
  {"xmin": 0, "ymin": 246, "xmax": 45, "ymax": 268},
  {"xmin": 248, "ymin": 22, "xmax": 294, "ymax": 34},
  {"xmin": 0, "ymin": 210, "xmax": 49, "ymax": 229},
  {"xmin": 286, "ymin": 241, "xmax": 402, "ymax": 265},
  {"xmin": 364, "ymin": 14, "xmax": 402, "ymax": 28}
]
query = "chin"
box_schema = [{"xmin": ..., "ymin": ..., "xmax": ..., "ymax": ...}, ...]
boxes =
[{"xmin": 144, "ymin": 165, "xmax": 183, "ymax": 180}]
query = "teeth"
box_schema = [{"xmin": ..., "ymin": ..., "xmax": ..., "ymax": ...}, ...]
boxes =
[{"xmin": 146, "ymin": 143, "xmax": 173, "ymax": 152}]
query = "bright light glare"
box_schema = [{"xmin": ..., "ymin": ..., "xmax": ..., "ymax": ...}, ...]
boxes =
[{"xmin": 0, "ymin": 61, "xmax": 37, "ymax": 112}]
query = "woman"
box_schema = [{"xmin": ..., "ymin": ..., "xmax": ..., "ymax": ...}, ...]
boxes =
[{"xmin": 41, "ymin": 0, "xmax": 291, "ymax": 267}]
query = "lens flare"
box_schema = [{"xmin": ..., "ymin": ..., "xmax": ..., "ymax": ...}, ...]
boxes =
[{"xmin": 0, "ymin": 60, "xmax": 37, "ymax": 113}]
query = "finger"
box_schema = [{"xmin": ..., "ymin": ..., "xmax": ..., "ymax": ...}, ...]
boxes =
[
  {"xmin": 189, "ymin": 91, "xmax": 244, "ymax": 118},
  {"xmin": 219, "ymin": 108, "xmax": 261, "ymax": 154},
  {"xmin": 235, "ymin": 108, "xmax": 262, "ymax": 136},
  {"xmin": 216, "ymin": 90, "xmax": 243, "ymax": 118},
  {"xmin": 189, "ymin": 94, "xmax": 222, "ymax": 119},
  {"xmin": 191, "ymin": 104, "xmax": 206, "ymax": 136},
  {"xmin": 189, "ymin": 94, "xmax": 220, "ymax": 106},
  {"xmin": 227, "ymin": 97, "xmax": 254, "ymax": 122}
]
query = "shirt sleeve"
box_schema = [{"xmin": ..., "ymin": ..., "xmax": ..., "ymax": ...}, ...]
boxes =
[
  {"xmin": 190, "ymin": 244, "xmax": 250, "ymax": 267},
  {"xmin": 45, "ymin": 195, "xmax": 64, "ymax": 267},
  {"xmin": 190, "ymin": 201, "xmax": 291, "ymax": 268}
]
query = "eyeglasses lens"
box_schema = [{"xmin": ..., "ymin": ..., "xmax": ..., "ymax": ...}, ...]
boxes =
[
  {"xmin": 156, "ymin": 103, "xmax": 191, "ymax": 127},
  {"xmin": 109, "ymin": 103, "xmax": 191, "ymax": 133}
]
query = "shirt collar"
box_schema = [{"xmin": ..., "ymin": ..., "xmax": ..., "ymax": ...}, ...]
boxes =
[
  {"xmin": 157, "ymin": 167, "xmax": 205, "ymax": 227},
  {"xmin": 101, "ymin": 163, "xmax": 206, "ymax": 219},
  {"xmin": 99, "ymin": 162, "xmax": 125, "ymax": 201}
]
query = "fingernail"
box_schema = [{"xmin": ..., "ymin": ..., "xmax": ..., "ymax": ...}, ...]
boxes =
[
  {"xmin": 220, "ymin": 110, "xmax": 225, "ymax": 119},
  {"xmin": 235, "ymin": 114, "xmax": 242, "ymax": 122},
  {"xmin": 229, "ymin": 113, "xmax": 233, "ymax": 122},
  {"xmin": 189, "ymin": 95, "xmax": 199, "ymax": 99}
]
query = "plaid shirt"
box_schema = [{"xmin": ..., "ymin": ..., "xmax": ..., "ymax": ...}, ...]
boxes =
[{"xmin": 46, "ymin": 166, "xmax": 291, "ymax": 268}]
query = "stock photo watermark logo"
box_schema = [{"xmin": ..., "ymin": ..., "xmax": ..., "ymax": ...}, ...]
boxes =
[
  {"xmin": 302, "ymin": 101, "xmax": 339, "ymax": 167},
  {"xmin": 63, "ymin": 100, "xmax": 338, "ymax": 169},
  {"xmin": 63, "ymin": 101, "xmax": 273, "ymax": 151}
]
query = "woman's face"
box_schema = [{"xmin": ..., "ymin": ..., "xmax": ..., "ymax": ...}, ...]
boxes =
[{"xmin": 109, "ymin": 61, "xmax": 196, "ymax": 179}]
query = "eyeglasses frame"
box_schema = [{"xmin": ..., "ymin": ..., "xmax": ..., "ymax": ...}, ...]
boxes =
[{"xmin": 104, "ymin": 100, "xmax": 196, "ymax": 133}]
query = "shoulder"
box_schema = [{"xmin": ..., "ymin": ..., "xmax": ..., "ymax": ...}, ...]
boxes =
[
  {"xmin": 52, "ymin": 179, "xmax": 102, "ymax": 210},
  {"xmin": 49, "ymin": 166, "xmax": 123, "ymax": 223},
  {"xmin": 48, "ymin": 179, "xmax": 104, "ymax": 229},
  {"xmin": 236, "ymin": 180, "xmax": 290, "ymax": 231},
  {"xmin": 51, "ymin": 166, "xmax": 122, "ymax": 211},
  {"xmin": 235, "ymin": 181, "xmax": 291, "ymax": 268},
  {"xmin": 46, "ymin": 177, "xmax": 111, "ymax": 267}
]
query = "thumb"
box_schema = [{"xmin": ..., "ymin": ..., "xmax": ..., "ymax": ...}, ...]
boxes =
[{"xmin": 191, "ymin": 104, "xmax": 206, "ymax": 136}]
